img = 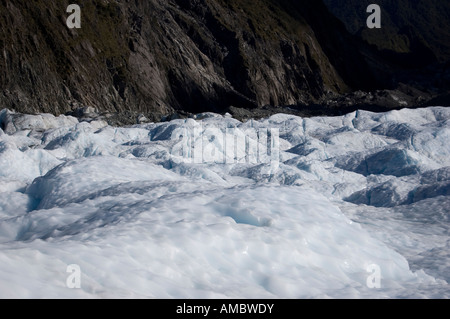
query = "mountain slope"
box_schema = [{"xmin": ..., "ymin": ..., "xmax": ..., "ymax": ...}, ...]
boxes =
[
  {"xmin": 323, "ymin": 0, "xmax": 450, "ymax": 64},
  {"xmin": 0, "ymin": 0, "xmax": 379, "ymax": 119}
]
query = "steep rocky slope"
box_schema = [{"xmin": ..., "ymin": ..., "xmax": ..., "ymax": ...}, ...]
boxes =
[
  {"xmin": 322, "ymin": 0, "xmax": 450, "ymax": 115},
  {"xmin": 0, "ymin": 0, "xmax": 380, "ymax": 120},
  {"xmin": 0, "ymin": 0, "xmax": 448, "ymax": 122},
  {"xmin": 323, "ymin": 0, "xmax": 450, "ymax": 64}
]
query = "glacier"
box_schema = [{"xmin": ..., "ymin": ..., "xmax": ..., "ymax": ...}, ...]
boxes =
[{"xmin": 0, "ymin": 107, "xmax": 449, "ymax": 298}]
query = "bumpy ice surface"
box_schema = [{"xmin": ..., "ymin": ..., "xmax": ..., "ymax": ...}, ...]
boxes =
[{"xmin": 0, "ymin": 107, "xmax": 449, "ymax": 298}]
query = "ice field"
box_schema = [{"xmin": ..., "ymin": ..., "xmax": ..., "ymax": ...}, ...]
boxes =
[{"xmin": 0, "ymin": 107, "xmax": 449, "ymax": 298}]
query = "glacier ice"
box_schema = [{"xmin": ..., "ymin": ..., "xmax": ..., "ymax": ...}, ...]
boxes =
[{"xmin": 0, "ymin": 107, "xmax": 449, "ymax": 298}]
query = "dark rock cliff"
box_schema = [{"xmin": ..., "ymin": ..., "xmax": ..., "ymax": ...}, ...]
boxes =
[
  {"xmin": 0, "ymin": 0, "xmax": 381, "ymax": 120},
  {"xmin": 0, "ymin": 0, "xmax": 447, "ymax": 122},
  {"xmin": 323, "ymin": 0, "xmax": 450, "ymax": 64}
]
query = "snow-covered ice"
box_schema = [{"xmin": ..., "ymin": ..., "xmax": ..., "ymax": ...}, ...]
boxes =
[{"xmin": 0, "ymin": 107, "xmax": 449, "ymax": 298}]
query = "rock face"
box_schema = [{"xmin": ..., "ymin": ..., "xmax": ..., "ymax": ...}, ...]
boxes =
[
  {"xmin": 0, "ymin": 0, "xmax": 447, "ymax": 121},
  {"xmin": 322, "ymin": 0, "xmax": 450, "ymax": 113},
  {"xmin": 323, "ymin": 0, "xmax": 450, "ymax": 64},
  {"xmin": 0, "ymin": 0, "xmax": 382, "ymax": 119}
]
